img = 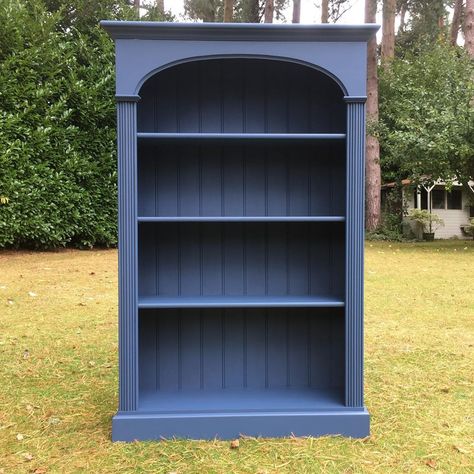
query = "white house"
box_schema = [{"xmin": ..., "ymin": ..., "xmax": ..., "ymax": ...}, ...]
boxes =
[{"xmin": 383, "ymin": 179, "xmax": 474, "ymax": 239}]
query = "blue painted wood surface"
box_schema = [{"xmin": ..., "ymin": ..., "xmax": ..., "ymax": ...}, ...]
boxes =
[{"xmin": 103, "ymin": 21, "xmax": 378, "ymax": 441}]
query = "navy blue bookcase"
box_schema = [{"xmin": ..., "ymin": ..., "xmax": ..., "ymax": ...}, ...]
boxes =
[{"xmin": 102, "ymin": 21, "xmax": 378, "ymax": 441}]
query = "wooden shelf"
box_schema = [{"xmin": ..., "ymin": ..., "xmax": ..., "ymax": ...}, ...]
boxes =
[
  {"xmin": 138, "ymin": 295, "xmax": 344, "ymax": 309},
  {"xmin": 138, "ymin": 387, "xmax": 345, "ymax": 413},
  {"xmin": 137, "ymin": 132, "xmax": 346, "ymax": 142},
  {"xmin": 137, "ymin": 216, "xmax": 345, "ymax": 223}
]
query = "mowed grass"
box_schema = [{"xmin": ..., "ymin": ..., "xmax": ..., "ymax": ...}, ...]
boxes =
[{"xmin": 0, "ymin": 241, "xmax": 473, "ymax": 474}]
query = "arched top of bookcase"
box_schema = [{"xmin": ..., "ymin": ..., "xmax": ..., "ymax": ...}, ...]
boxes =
[
  {"xmin": 102, "ymin": 21, "xmax": 379, "ymax": 98},
  {"xmin": 137, "ymin": 57, "xmax": 346, "ymax": 134},
  {"xmin": 138, "ymin": 55, "xmax": 347, "ymax": 96}
]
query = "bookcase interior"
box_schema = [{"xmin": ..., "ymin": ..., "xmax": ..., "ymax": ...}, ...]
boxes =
[
  {"xmin": 138, "ymin": 308, "xmax": 345, "ymax": 412},
  {"xmin": 137, "ymin": 58, "xmax": 346, "ymax": 134},
  {"xmin": 134, "ymin": 57, "xmax": 348, "ymax": 415},
  {"xmin": 137, "ymin": 142, "xmax": 346, "ymax": 218}
]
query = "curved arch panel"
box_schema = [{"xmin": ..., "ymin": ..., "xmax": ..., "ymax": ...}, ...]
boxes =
[{"xmin": 137, "ymin": 58, "xmax": 346, "ymax": 134}]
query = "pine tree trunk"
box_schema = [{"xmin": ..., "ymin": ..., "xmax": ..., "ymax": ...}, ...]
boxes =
[
  {"xmin": 134, "ymin": 0, "xmax": 140, "ymax": 15},
  {"xmin": 398, "ymin": 3, "xmax": 407, "ymax": 33},
  {"xmin": 321, "ymin": 0, "xmax": 329, "ymax": 23},
  {"xmin": 465, "ymin": 0, "xmax": 474, "ymax": 57},
  {"xmin": 264, "ymin": 0, "xmax": 275, "ymax": 23},
  {"xmin": 365, "ymin": 0, "xmax": 381, "ymax": 231},
  {"xmin": 156, "ymin": 0, "xmax": 164, "ymax": 13},
  {"xmin": 450, "ymin": 0, "xmax": 463, "ymax": 45},
  {"xmin": 381, "ymin": 0, "xmax": 396, "ymax": 62},
  {"xmin": 224, "ymin": 0, "xmax": 233, "ymax": 22},
  {"xmin": 264, "ymin": 0, "xmax": 274, "ymax": 23},
  {"xmin": 247, "ymin": 0, "xmax": 260, "ymax": 22},
  {"xmin": 292, "ymin": 0, "xmax": 301, "ymax": 23}
]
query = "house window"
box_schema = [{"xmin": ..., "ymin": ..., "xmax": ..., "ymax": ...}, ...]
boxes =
[
  {"xmin": 447, "ymin": 189, "xmax": 462, "ymax": 210},
  {"xmin": 432, "ymin": 189, "xmax": 445, "ymax": 209}
]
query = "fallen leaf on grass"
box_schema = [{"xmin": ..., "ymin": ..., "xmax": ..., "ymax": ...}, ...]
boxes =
[
  {"xmin": 230, "ymin": 439, "xmax": 239, "ymax": 449},
  {"xmin": 16, "ymin": 433, "xmax": 24, "ymax": 441},
  {"xmin": 28, "ymin": 292, "xmax": 37, "ymax": 297},
  {"xmin": 425, "ymin": 459, "xmax": 437, "ymax": 469},
  {"xmin": 22, "ymin": 453, "xmax": 33, "ymax": 462},
  {"xmin": 33, "ymin": 468, "xmax": 47, "ymax": 474},
  {"xmin": 23, "ymin": 350, "xmax": 30, "ymax": 359},
  {"xmin": 7, "ymin": 299, "xmax": 14, "ymax": 305},
  {"xmin": 453, "ymin": 445, "xmax": 468, "ymax": 454}
]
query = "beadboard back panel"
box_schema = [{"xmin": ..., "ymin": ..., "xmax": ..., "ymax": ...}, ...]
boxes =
[
  {"xmin": 139, "ymin": 308, "xmax": 344, "ymax": 396},
  {"xmin": 137, "ymin": 142, "xmax": 345, "ymax": 218},
  {"xmin": 138, "ymin": 222, "xmax": 344, "ymax": 299},
  {"xmin": 137, "ymin": 59, "xmax": 346, "ymax": 134}
]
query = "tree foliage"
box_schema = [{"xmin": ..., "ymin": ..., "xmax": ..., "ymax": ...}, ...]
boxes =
[
  {"xmin": 0, "ymin": 0, "xmax": 135, "ymax": 248},
  {"xmin": 396, "ymin": 0, "xmax": 450, "ymax": 51},
  {"xmin": 184, "ymin": 0, "xmax": 288, "ymax": 23},
  {"xmin": 327, "ymin": 0, "xmax": 352, "ymax": 22},
  {"xmin": 379, "ymin": 42, "xmax": 474, "ymax": 187}
]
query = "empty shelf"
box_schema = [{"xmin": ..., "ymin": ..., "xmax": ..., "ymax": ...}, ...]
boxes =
[
  {"xmin": 137, "ymin": 132, "xmax": 346, "ymax": 142},
  {"xmin": 138, "ymin": 216, "xmax": 345, "ymax": 223},
  {"xmin": 138, "ymin": 387, "xmax": 345, "ymax": 413},
  {"xmin": 138, "ymin": 295, "xmax": 344, "ymax": 309}
]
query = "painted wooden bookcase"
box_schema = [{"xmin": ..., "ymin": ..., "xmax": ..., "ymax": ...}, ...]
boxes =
[{"xmin": 102, "ymin": 21, "xmax": 378, "ymax": 441}]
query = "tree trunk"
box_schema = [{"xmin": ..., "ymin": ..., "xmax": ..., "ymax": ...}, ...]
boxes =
[
  {"xmin": 264, "ymin": 0, "xmax": 274, "ymax": 23},
  {"xmin": 450, "ymin": 0, "xmax": 463, "ymax": 45},
  {"xmin": 156, "ymin": 0, "xmax": 164, "ymax": 13},
  {"xmin": 292, "ymin": 0, "xmax": 301, "ymax": 23},
  {"xmin": 246, "ymin": 0, "xmax": 260, "ymax": 22},
  {"xmin": 224, "ymin": 0, "xmax": 233, "ymax": 22},
  {"xmin": 134, "ymin": 0, "xmax": 140, "ymax": 15},
  {"xmin": 321, "ymin": 0, "xmax": 329, "ymax": 23},
  {"xmin": 398, "ymin": 3, "xmax": 407, "ymax": 34},
  {"xmin": 365, "ymin": 0, "xmax": 381, "ymax": 231},
  {"xmin": 438, "ymin": 15, "xmax": 445, "ymax": 30},
  {"xmin": 465, "ymin": 0, "xmax": 474, "ymax": 57},
  {"xmin": 381, "ymin": 0, "xmax": 396, "ymax": 63}
]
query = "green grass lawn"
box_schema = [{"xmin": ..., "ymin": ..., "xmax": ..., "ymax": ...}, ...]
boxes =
[{"xmin": 0, "ymin": 241, "xmax": 473, "ymax": 473}]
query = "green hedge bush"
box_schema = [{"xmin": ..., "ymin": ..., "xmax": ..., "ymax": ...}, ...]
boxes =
[{"xmin": 0, "ymin": 1, "xmax": 131, "ymax": 248}]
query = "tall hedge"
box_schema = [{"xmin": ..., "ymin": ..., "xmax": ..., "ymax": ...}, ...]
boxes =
[{"xmin": 0, "ymin": 1, "xmax": 128, "ymax": 248}]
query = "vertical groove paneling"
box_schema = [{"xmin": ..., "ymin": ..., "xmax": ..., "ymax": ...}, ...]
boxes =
[
  {"xmin": 141, "ymin": 308, "xmax": 345, "ymax": 396},
  {"xmin": 177, "ymin": 311, "xmax": 182, "ymax": 389},
  {"xmin": 139, "ymin": 143, "xmax": 346, "ymax": 219},
  {"xmin": 199, "ymin": 310, "xmax": 204, "ymax": 389},
  {"xmin": 139, "ymin": 59, "xmax": 346, "ymax": 134},
  {"xmin": 345, "ymin": 98, "xmax": 366, "ymax": 407},
  {"xmin": 117, "ymin": 100, "xmax": 138, "ymax": 412}
]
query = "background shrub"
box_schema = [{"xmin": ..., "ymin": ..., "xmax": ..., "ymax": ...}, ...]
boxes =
[{"xmin": 0, "ymin": 1, "xmax": 135, "ymax": 248}]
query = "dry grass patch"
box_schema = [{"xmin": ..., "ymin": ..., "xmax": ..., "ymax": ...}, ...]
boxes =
[{"xmin": 0, "ymin": 241, "xmax": 473, "ymax": 473}]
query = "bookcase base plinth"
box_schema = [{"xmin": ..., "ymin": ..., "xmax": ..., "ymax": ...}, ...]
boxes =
[{"xmin": 112, "ymin": 408, "xmax": 370, "ymax": 441}]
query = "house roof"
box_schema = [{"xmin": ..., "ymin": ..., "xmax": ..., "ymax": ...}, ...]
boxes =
[{"xmin": 382, "ymin": 179, "xmax": 474, "ymax": 190}]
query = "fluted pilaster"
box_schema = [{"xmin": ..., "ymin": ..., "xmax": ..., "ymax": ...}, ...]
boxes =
[
  {"xmin": 117, "ymin": 99, "xmax": 138, "ymax": 412},
  {"xmin": 344, "ymin": 97, "xmax": 366, "ymax": 408}
]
